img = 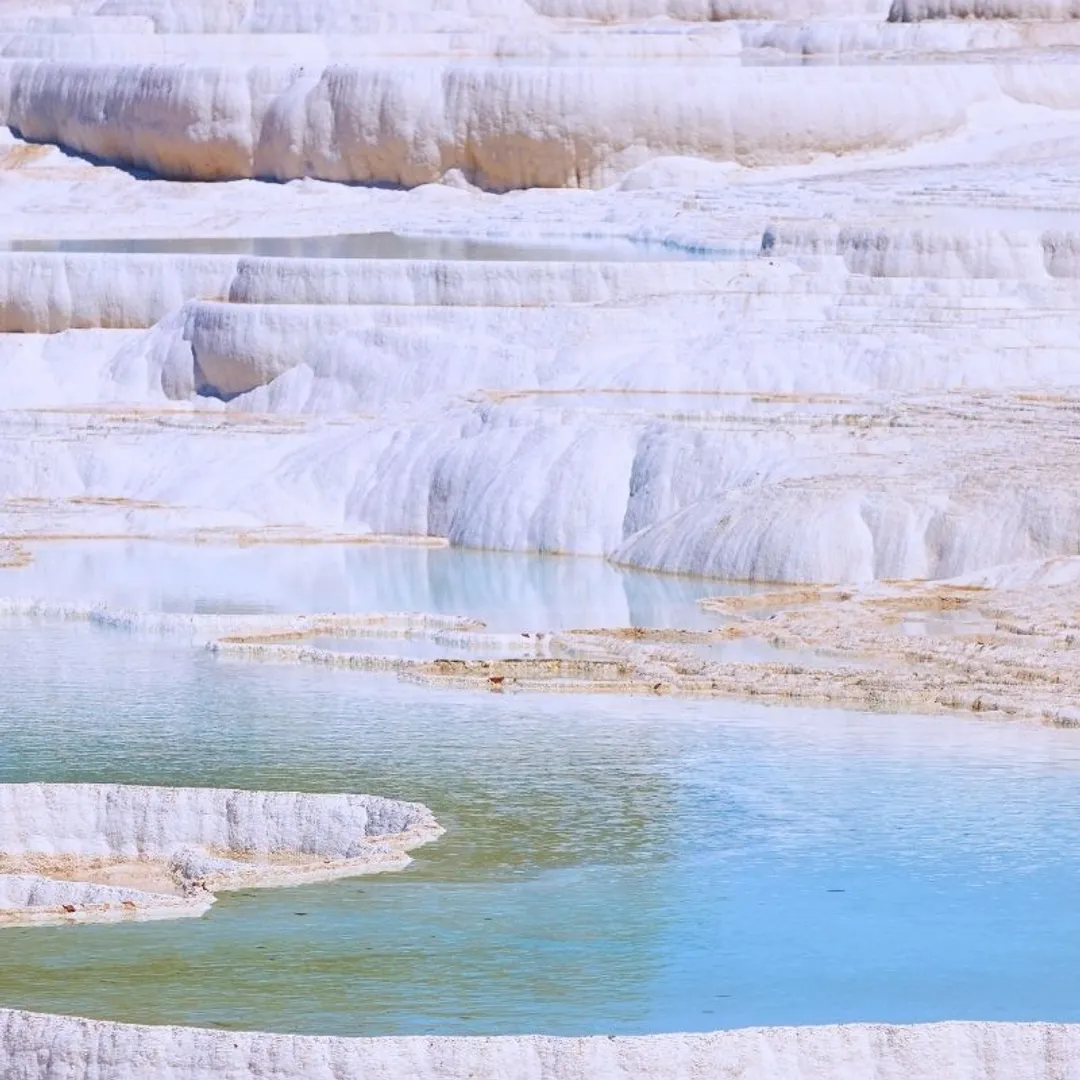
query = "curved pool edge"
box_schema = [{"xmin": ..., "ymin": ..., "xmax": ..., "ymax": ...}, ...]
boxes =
[{"xmin": 1, "ymin": 1009, "xmax": 1076, "ymax": 1080}]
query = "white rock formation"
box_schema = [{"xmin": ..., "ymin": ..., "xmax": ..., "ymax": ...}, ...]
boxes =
[
  {"xmin": 0, "ymin": 3, "xmax": 1079, "ymax": 593},
  {"xmin": 0, "ymin": 875, "xmax": 210, "ymax": 926},
  {"xmin": 0, "ymin": 784, "xmax": 442, "ymax": 926},
  {"xmin": 91, "ymin": 0, "xmax": 537, "ymax": 33},
  {"xmin": 2, "ymin": 1010, "xmax": 1080, "ymax": 1080},
  {"xmin": 5, "ymin": 61, "xmax": 1032, "ymax": 187},
  {"xmin": 0, "ymin": 0, "xmax": 1079, "ymax": 1069}
]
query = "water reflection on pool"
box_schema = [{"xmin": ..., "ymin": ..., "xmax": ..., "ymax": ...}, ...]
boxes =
[{"xmin": 0, "ymin": 539, "xmax": 743, "ymax": 630}]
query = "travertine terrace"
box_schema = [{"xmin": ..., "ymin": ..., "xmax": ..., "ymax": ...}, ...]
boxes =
[
  {"xmin": 0, "ymin": 783, "xmax": 442, "ymax": 926},
  {"xmin": 2, "ymin": 0, "xmax": 1080, "ymax": 1074},
  {"xmin": 4, "ymin": 1011, "xmax": 1080, "ymax": 1080}
]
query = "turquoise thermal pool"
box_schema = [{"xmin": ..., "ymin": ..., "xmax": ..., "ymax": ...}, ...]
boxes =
[{"xmin": 2, "ymin": 618, "xmax": 1080, "ymax": 1036}]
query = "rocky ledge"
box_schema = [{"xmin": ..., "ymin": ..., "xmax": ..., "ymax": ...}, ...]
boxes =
[{"xmin": 0, "ymin": 783, "xmax": 442, "ymax": 926}]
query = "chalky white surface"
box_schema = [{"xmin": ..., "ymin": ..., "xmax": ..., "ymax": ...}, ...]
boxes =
[
  {"xmin": 0, "ymin": 0, "xmax": 1078, "ymax": 691},
  {"xmin": 2, "ymin": 1010, "xmax": 1080, "ymax": 1080},
  {"xmin": 0, "ymin": 783, "xmax": 436, "ymax": 859},
  {"xmin": 0, "ymin": 783, "xmax": 441, "ymax": 926},
  {"xmin": 0, "ymin": 2, "xmax": 1076, "ymax": 682},
  {"xmin": 2, "ymin": 0, "xmax": 1080, "ymax": 1071}
]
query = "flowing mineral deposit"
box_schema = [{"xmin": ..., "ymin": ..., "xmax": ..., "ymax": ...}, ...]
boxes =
[{"xmin": 2, "ymin": 0, "xmax": 1079, "ymax": 1074}]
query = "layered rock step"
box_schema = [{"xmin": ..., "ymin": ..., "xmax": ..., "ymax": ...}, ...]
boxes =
[{"xmin": 0, "ymin": 783, "xmax": 442, "ymax": 926}]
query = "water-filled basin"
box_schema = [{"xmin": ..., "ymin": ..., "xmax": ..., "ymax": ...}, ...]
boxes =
[{"xmin": 2, "ymin": 619, "xmax": 1079, "ymax": 1036}]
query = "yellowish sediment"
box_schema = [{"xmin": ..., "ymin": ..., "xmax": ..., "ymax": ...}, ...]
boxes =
[
  {"xmin": 0, "ymin": 543, "xmax": 32, "ymax": 569},
  {"xmin": 698, "ymin": 587, "xmax": 833, "ymax": 612},
  {"xmin": 2, "ymin": 842, "xmax": 429, "ymax": 899},
  {"xmin": 564, "ymin": 626, "xmax": 747, "ymax": 643},
  {"xmin": 194, "ymin": 582, "xmax": 1072, "ymax": 725},
  {"xmin": 0, "ymin": 144, "xmax": 50, "ymax": 170},
  {"xmin": 67, "ymin": 496, "xmax": 168, "ymax": 509},
  {"xmin": 27, "ymin": 406, "xmax": 310, "ymax": 430},
  {"xmin": 222, "ymin": 568, "xmax": 1076, "ymax": 726},
  {"xmin": 0, "ymin": 855, "xmax": 184, "ymax": 897},
  {"xmin": 3, "ymin": 545, "xmax": 1078, "ymax": 725}
]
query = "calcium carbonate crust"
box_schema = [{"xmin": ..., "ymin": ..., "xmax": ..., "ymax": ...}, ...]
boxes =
[
  {"xmin": 2, "ymin": 1010, "xmax": 1080, "ymax": 1080},
  {"xmin": 3, "ymin": 574, "xmax": 1080, "ymax": 726},
  {"xmin": 1, "ymin": 62, "xmax": 1070, "ymax": 189},
  {"xmin": 0, "ymin": 784, "xmax": 442, "ymax": 927},
  {"xmin": 4, "ymin": 306, "xmax": 1079, "ymax": 587}
]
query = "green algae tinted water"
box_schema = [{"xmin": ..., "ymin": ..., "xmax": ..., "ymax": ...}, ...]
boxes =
[{"xmin": 3, "ymin": 621, "xmax": 1080, "ymax": 1035}]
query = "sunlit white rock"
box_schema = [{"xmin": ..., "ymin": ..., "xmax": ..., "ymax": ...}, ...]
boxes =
[
  {"xmin": 0, "ymin": 783, "xmax": 442, "ymax": 927},
  {"xmin": 0, "ymin": 782, "xmax": 438, "ymax": 860},
  {"xmin": 0, "ymin": 0, "xmax": 1079, "ymax": 592},
  {"xmin": 1, "ymin": 62, "xmax": 1029, "ymax": 188},
  {"xmin": 2, "ymin": 1009, "xmax": 1080, "ymax": 1080}
]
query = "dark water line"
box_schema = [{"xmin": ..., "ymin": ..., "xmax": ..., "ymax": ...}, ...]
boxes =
[{"xmin": 0, "ymin": 232, "xmax": 742, "ymax": 262}]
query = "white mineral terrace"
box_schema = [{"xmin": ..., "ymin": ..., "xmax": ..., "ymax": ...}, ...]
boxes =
[
  {"xmin": 2, "ymin": 1011, "xmax": 1080, "ymax": 1080},
  {"xmin": 2, "ymin": 0, "xmax": 1080, "ymax": 1073},
  {"xmin": 0, "ymin": 783, "xmax": 442, "ymax": 927}
]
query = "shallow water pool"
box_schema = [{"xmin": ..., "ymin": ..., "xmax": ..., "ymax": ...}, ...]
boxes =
[
  {"xmin": 0, "ymin": 539, "xmax": 745, "ymax": 630},
  {"xmin": 0, "ymin": 233, "xmax": 733, "ymax": 262},
  {"xmin": 2, "ymin": 621, "xmax": 1080, "ymax": 1036}
]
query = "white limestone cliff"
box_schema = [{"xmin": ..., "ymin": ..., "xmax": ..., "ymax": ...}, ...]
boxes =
[{"xmin": 0, "ymin": 61, "xmax": 1056, "ymax": 188}]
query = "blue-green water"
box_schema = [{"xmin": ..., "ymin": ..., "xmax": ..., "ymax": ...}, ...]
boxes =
[{"xmin": 2, "ymin": 620, "xmax": 1080, "ymax": 1035}]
